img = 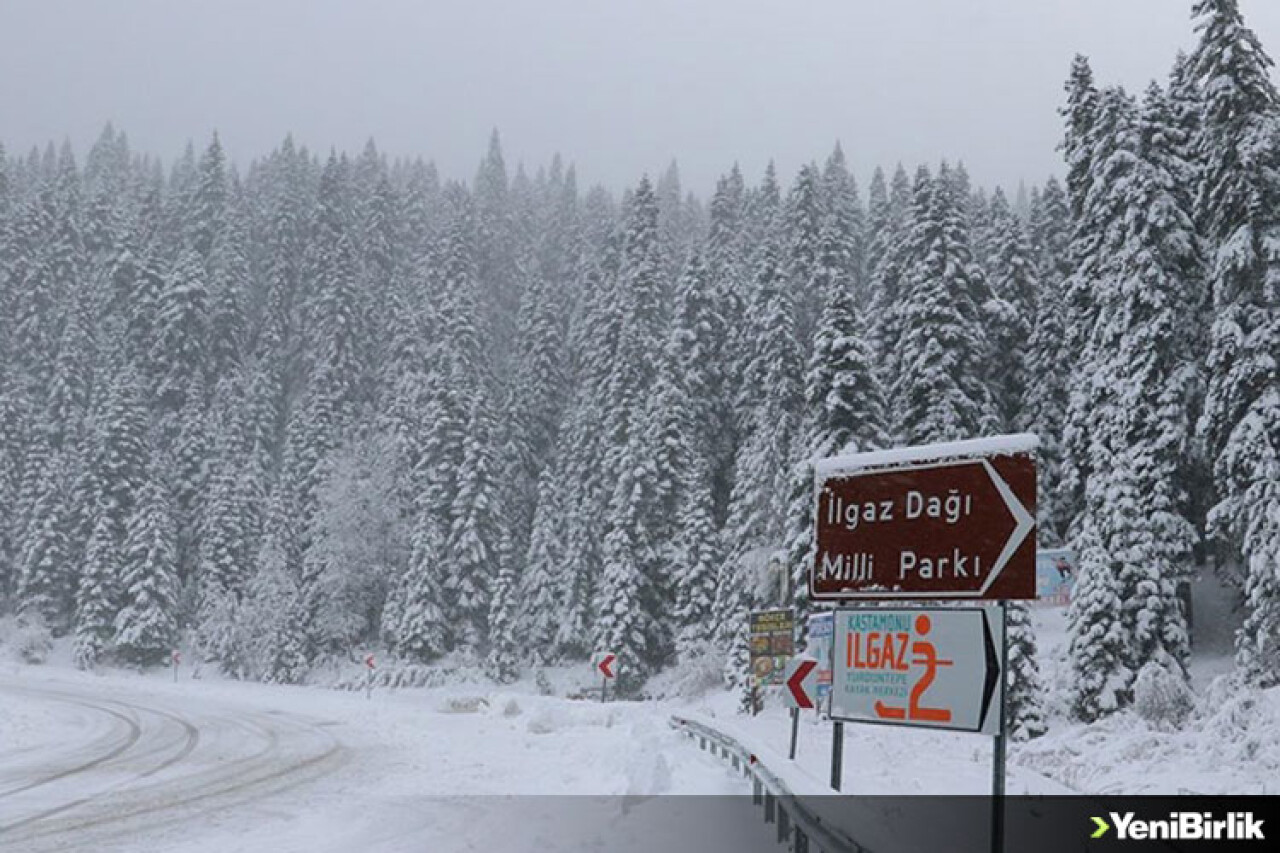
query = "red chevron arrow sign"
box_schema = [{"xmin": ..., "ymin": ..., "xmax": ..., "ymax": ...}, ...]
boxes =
[
  {"xmin": 784, "ymin": 656, "xmax": 818, "ymax": 710},
  {"xmin": 596, "ymin": 653, "xmax": 616, "ymax": 679}
]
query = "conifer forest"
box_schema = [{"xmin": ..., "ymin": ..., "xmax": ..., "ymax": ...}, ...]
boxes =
[{"xmin": 1, "ymin": 0, "xmax": 1277, "ymax": 731}]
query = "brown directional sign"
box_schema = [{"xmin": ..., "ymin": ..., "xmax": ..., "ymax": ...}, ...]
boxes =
[{"xmin": 810, "ymin": 439, "xmax": 1036, "ymax": 601}]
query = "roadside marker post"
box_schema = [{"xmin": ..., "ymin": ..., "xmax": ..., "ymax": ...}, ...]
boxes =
[
  {"xmin": 595, "ymin": 652, "xmax": 616, "ymax": 702},
  {"xmin": 171, "ymin": 650, "xmax": 180, "ymax": 683},
  {"xmin": 364, "ymin": 653, "xmax": 376, "ymax": 699},
  {"xmin": 783, "ymin": 655, "xmax": 817, "ymax": 760}
]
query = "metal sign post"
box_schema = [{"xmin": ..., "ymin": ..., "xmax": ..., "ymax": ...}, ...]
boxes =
[
  {"xmin": 991, "ymin": 601, "xmax": 1009, "ymax": 853},
  {"xmin": 789, "ymin": 708, "xmax": 800, "ymax": 760},
  {"xmin": 830, "ymin": 721, "xmax": 844, "ymax": 791}
]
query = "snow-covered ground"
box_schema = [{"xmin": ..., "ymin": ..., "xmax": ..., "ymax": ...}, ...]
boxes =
[
  {"xmin": 2, "ymin": 574, "xmax": 1276, "ymax": 852},
  {"xmin": 0, "ymin": 662, "xmax": 775, "ymax": 852}
]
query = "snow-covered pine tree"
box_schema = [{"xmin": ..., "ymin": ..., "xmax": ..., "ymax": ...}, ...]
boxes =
[
  {"xmin": 704, "ymin": 167, "xmax": 749, "ymax": 524},
  {"xmin": 304, "ymin": 428, "xmax": 408, "ymax": 656},
  {"xmin": 1005, "ymin": 600, "xmax": 1047, "ymax": 740},
  {"xmin": 384, "ymin": 508, "xmax": 448, "ymax": 663},
  {"xmin": 784, "ymin": 242, "xmax": 890, "ymax": 624},
  {"xmin": 1110, "ymin": 82, "xmax": 1201, "ymax": 674},
  {"xmin": 1189, "ymin": 0, "xmax": 1280, "ymax": 687},
  {"xmin": 1023, "ymin": 178, "xmax": 1073, "ymax": 543},
  {"xmin": 485, "ymin": 538, "xmax": 521, "ymax": 683},
  {"xmin": 44, "ymin": 302, "xmax": 93, "ymax": 453},
  {"xmin": 590, "ymin": 177, "xmax": 669, "ymax": 685},
  {"xmin": 548, "ymin": 261, "xmax": 616, "ymax": 661},
  {"xmin": 239, "ymin": 531, "xmax": 311, "ymax": 683},
  {"xmin": 1062, "ymin": 79, "xmax": 1201, "ymax": 706},
  {"xmin": 785, "ymin": 164, "xmax": 825, "ymax": 350},
  {"xmin": 893, "ymin": 165, "xmax": 999, "ymax": 443},
  {"xmin": 74, "ymin": 510, "xmax": 120, "ymax": 668},
  {"xmin": 1058, "ymin": 85, "xmax": 1138, "ymax": 544},
  {"xmin": 820, "ymin": 143, "xmax": 867, "ymax": 304},
  {"xmin": 197, "ymin": 434, "xmax": 250, "ymax": 608},
  {"xmin": 114, "ymin": 478, "xmax": 179, "ymax": 666},
  {"xmin": 983, "ymin": 188, "xmax": 1038, "ymax": 430},
  {"xmin": 595, "ymin": 460, "xmax": 655, "ymax": 694},
  {"xmin": 444, "ymin": 398, "xmax": 500, "ymax": 653},
  {"xmin": 16, "ymin": 452, "xmax": 74, "ymax": 633},
  {"xmin": 1068, "ymin": 525, "xmax": 1130, "ymax": 722},
  {"xmin": 867, "ymin": 165, "xmax": 918, "ymax": 402},
  {"xmin": 206, "ymin": 189, "xmax": 249, "ymax": 383},
  {"xmin": 672, "ymin": 452, "xmax": 719, "ymax": 659},
  {"xmin": 655, "ymin": 251, "xmax": 726, "ymax": 658},
  {"xmin": 473, "ymin": 130, "xmax": 520, "ymax": 363},
  {"xmin": 967, "ymin": 187, "xmax": 996, "ymax": 275},
  {"xmin": 518, "ymin": 465, "xmax": 566, "ymax": 657},
  {"xmin": 308, "ymin": 155, "xmax": 366, "ymax": 421},
  {"xmin": 716, "ymin": 195, "xmax": 803, "ymax": 700},
  {"xmin": 504, "ymin": 258, "xmax": 568, "ymax": 571},
  {"xmin": 1061, "ymin": 55, "xmax": 1100, "ymax": 226},
  {"xmin": 188, "ymin": 134, "xmax": 228, "ymax": 264},
  {"xmin": 0, "ymin": 385, "xmax": 25, "ymax": 607}
]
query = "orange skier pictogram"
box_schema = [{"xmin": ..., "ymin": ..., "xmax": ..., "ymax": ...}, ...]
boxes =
[{"xmin": 873, "ymin": 614, "xmax": 954, "ymax": 722}]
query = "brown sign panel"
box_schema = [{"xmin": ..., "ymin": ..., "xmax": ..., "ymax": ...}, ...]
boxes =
[{"xmin": 811, "ymin": 441, "xmax": 1036, "ymax": 601}]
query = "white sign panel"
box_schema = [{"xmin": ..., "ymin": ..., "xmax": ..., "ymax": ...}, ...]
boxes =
[
  {"xmin": 784, "ymin": 655, "xmax": 819, "ymax": 710},
  {"xmin": 806, "ymin": 611, "xmax": 835, "ymax": 707},
  {"xmin": 830, "ymin": 606, "xmax": 1003, "ymax": 735}
]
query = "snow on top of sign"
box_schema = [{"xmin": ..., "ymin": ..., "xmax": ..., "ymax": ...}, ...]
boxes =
[{"xmin": 814, "ymin": 434, "xmax": 1039, "ymax": 478}]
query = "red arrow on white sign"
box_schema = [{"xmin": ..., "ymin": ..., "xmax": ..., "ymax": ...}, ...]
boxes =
[
  {"xmin": 365, "ymin": 654, "xmax": 376, "ymax": 670},
  {"xmin": 785, "ymin": 656, "xmax": 818, "ymax": 710},
  {"xmin": 597, "ymin": 653, "xmax": 616, "ymax": 679}
]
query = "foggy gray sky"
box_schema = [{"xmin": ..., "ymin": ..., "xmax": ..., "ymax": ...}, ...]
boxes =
[{"xmin": 4, "ymin": 0, "xmax": 1280, "ymax": 194}]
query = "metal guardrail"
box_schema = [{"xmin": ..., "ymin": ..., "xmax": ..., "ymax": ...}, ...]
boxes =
[{"xmin": 669, "ymin": 715, "xmax": 870, "ymax": 853}]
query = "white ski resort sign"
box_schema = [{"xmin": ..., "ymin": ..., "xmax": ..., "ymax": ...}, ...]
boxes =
[{"xmin": 829, "ymin": 606, "xmax": 1004, "ymax": 736}]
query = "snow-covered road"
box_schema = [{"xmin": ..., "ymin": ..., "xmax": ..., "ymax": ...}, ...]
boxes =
[
  {"xmin": 0, "ymin": 670, "xmax": 771, "ymax": 852},
  {"xmin": 0, "ymin": 676, "xmax": 346, "ymax": 851}
]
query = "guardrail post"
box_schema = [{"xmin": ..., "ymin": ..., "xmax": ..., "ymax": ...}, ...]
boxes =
[
  {"xmin": 752, "ymin": 777, "xmax": 762, "ymax": 805},
  {"xmin": 778, "ymin": 805, "xmax": 790, "ymax": 844},
  {"xmin": 795, "ymin": 826, "xmax": 809, "ymax": 853},
  {"xmin": 764, "ymin": 791, "xmax": 775, "ymax": 824}
]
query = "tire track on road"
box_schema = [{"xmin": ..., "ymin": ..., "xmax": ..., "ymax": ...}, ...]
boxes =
[
  {"xmin": 0, "ymin": 689, "xmax": 345, "ymax": 852},
  {"xmin": 0, "ymin": 694, "xmax": 142, "ymax": 801},
  {"xmin": 0, "ymin": 698, "xmax": 203, "ymax": 834}
]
